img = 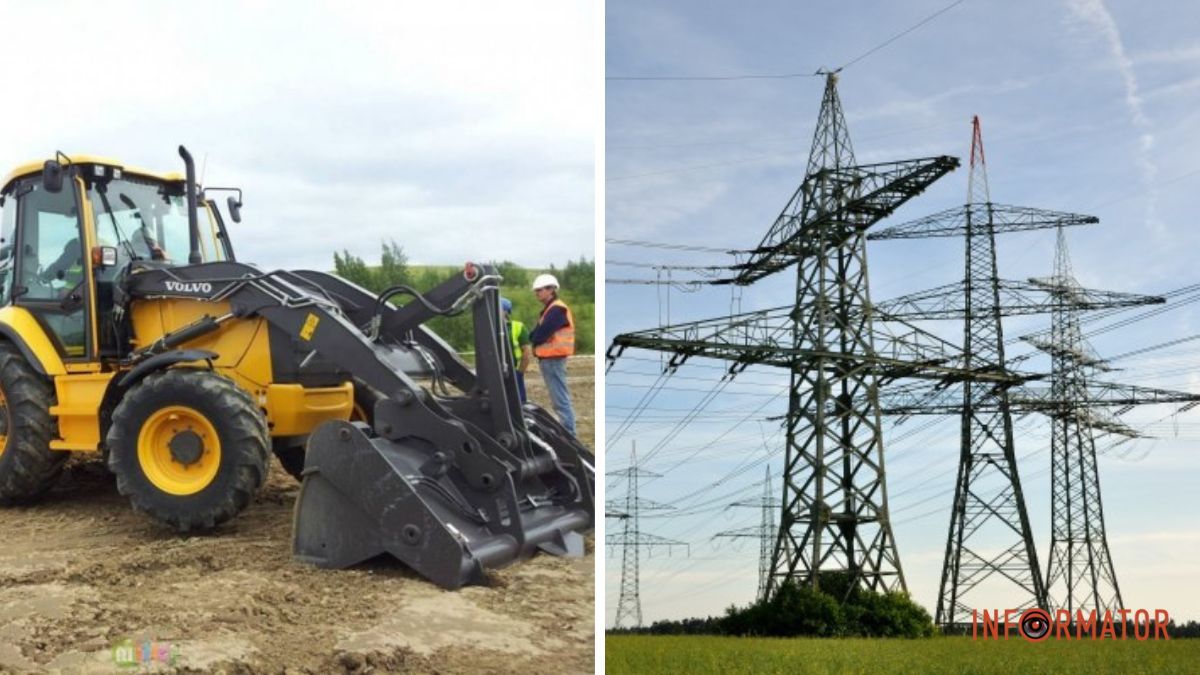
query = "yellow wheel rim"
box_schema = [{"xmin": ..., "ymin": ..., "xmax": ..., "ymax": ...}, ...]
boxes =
[
  {"xmin": 136, "ymin": 405, "xmax": 221, "ymax": 496},
  {"xmin": 0, "ymin": 388, "xmax": 9, "ymax": 457}
]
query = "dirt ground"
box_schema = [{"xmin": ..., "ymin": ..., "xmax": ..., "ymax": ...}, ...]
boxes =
[{"xmin": 0, "ymin": 357, "xmax": 596, "ymax": 674}]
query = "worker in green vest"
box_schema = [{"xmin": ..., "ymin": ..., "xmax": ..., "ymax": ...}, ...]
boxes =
[{"xmin": 501, "ymin": 297, "xmax": 532, "ymax": 403}]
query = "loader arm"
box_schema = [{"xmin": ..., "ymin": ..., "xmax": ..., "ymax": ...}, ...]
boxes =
[{"xmin": 124, "ymin": 261, "xmax": 594, "ymax": 588}]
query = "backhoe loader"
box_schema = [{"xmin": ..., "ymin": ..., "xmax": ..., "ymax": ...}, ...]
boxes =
[{"xmin": 0, "ymin": 147, "xmax": 593, "ymax": 588}]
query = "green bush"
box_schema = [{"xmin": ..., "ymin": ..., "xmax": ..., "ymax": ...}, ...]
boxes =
[{"xmin": 716, "ymin": 576, "xmax": 934, "ymax": 639}]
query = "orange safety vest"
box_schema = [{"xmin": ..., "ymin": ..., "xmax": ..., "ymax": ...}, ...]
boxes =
[{"xmin": 534, "ymin": 298, "xmax": 575, "ymax": 358}]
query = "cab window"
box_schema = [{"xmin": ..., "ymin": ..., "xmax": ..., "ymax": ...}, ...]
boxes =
[
  {"xmin": 19, "ymin": 183, "xmax": 83, "ymax": 301},
  {"xmin": 0, "ymin": 194, "xmax": 16, "ymax": 304}
]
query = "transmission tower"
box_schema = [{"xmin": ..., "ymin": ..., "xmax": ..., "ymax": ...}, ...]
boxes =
[
  {"xmin": 609, "ymin": 72, "xmax": 979, "ymax": 599},
  {"xmin": 606, "ymin": 442, "xmax": 687, "ymax": 629},
  {"xmin": 1023, "ymin": 230, "xmax": 1131, "ymax": 615},
  {"xmin": 713, "ymin": 466, "xmax": 779, "ymax": 601},
  {"xmin": 869, "ymin": 117, "xmax": 1200, "ymax": 625}
]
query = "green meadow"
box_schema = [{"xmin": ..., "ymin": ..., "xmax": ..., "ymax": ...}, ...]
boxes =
[{"xmin": 605, "ymin": 634, "xmax": 1200, "ymax": 674}]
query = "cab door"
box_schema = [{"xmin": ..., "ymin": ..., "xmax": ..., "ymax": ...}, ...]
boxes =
[{"xmin": 9, "ymin": 178, "xmax": 91, "ymax": 360}]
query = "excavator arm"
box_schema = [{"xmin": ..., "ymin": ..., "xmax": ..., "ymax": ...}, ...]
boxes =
[{"xmin": 124, "ymin": 261, "xmax": 594, "ymax": 588}]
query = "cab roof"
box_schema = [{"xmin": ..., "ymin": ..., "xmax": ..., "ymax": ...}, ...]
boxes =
[{"xmin": 1, "ymin": 154, "xmax": 185, "ymax": 194}]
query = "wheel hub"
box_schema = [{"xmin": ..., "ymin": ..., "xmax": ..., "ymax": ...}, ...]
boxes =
[
  {"xmin": 137, "ymin": 405, "xmax": 222, "ymax": 496},
  {"xmin": 168, "ymin": 430, "xmax": 204, "ymax": 466}
]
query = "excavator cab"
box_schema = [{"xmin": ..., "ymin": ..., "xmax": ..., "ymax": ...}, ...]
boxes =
[{"xmin": 0, "ymin": 148, "xmax": 594, "ymax": 589}]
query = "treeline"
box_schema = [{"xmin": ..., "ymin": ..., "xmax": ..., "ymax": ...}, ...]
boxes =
[
  {"xmin": 1167, "ymin": 620, "xmax": 1200, "ymax": 638},
  {"xmin": 332, "ymin": 241, "xmax": 594, "ymax": 354},
  {"xmin": 609, "ymin": 574, "xmax": 935, "ymax": 639}
]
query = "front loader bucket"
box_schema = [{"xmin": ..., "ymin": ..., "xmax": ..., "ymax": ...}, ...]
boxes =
[{"xmin": 292, "ymin": 419, "xmax": 593, "ymax": 589}]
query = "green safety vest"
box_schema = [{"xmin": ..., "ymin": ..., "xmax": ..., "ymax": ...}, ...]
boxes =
[
  {"xmin": 510, "ymin": 319, "xmax": 525, "ymax": 367},
  {"xmin": 65, "ymin": 262, "xmax": 83, "ymax": 285}
]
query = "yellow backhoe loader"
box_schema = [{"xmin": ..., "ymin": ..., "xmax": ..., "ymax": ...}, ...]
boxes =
[{"xmin": 0, "ymin": 147, "xmax": 593, "ymax": 588}]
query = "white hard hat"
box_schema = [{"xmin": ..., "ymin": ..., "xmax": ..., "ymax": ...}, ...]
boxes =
[{"xmin": 532, "ymin": 273, "xmax": 559, "ymax": 291}]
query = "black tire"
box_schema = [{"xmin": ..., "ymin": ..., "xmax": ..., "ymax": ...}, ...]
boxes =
[
  {"xmin": 106, "ymin": 369, "xmax": 269, "ymax": 532},
  {"xmin": 0, "ymin": 342, "xmax": 66, "ymax": 501},
  {"xmin": 272, "ymin": 381, "xmax": 382, "ymax": 483}
]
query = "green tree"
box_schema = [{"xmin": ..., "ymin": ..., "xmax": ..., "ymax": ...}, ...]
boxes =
[
  {"xmin": 495, "ymin": 260, "xmax": 529, "ymax": 289},
  {"xmin": 560, "ymin": 256, "xmax": 594, "ymax": 299},
  {"xmin": 334, "ymin": 249, "xmax": 375, "ymax": 290},
  {"xmin": 377, "ymin": 240, "xmax": 410, "ymax": 289}
]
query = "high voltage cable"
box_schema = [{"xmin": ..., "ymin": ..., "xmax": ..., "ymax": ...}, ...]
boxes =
[
  {"xmin": 606, "ymin": 0, "xmax": 968, "ymax": 81},
  {"xmin": 608, "ymin": 260, "xmax": 733, "ymax": 271},
  {"xmin": 609, "ymin": 120, "xmax": 957, "ymax": 153},
  {"xmin": 607, "ymin": 370, "xmax": 670, "ymax": 450},
  {"xmin": 839, "ymin": 0, "xmax": 969, "ymax": 70},
  {"xmin": 607, "ymin": 152, "xmax": 788, "ymax": 182},
  {"xmin": 605, "ymin": 238, "xmax": 743, "ymax": 254},
  {"xmin": 638, "ymin": 377, "xmax": 735, "ymax": 466}
]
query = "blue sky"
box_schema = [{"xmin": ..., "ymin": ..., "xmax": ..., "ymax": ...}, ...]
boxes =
[{"xmin": 605, "ymin": 0, "xmax": 1200, "ymax": 626}]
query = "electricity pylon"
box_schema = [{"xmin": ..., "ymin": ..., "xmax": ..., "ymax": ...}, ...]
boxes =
[
  {"xmin": 869, "ymin": 117, "xmax": 1199, "ymax": 626},
  {"xmin": 606, "ymin": 442, "xmax": 687, "ymax": 628},
  {"xmin": 608, "ymin": 71, "xmax": 971, "ymax": 599},
  {"xmin": 713, "ymin": 466, "xmax": 779, "ymax": 601}
]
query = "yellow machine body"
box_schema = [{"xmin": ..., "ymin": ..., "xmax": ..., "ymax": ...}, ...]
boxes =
[{"xmin": 0, "ymin": 157, "xmax": 354, "ymax": 453}]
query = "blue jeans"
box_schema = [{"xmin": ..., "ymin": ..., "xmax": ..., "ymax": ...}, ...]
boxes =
[
  {"xmin": 515, "ymin": 371, "xmax": 527, "ymax": 403},
  {"xmin": 539, "ymin": 357, "xmax": 576, "ymax": 436}
]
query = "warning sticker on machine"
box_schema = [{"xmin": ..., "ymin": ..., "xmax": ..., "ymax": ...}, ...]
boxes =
[{"xmin": 300, "ymin": 313, "xmax": 320, "ymax": 340}]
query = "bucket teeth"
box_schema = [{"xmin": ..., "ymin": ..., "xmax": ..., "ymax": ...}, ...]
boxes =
[{"xmin": 292, "ymin": 420, "xmax": 593, "ymax": 589}]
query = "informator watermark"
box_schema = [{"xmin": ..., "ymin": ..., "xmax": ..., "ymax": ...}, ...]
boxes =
[
  {"xmin": 111, "ymin": 638, "xmax": 180, "ymax": 668},
  {"xmin": 971, "ymin": 608, "xmax": 1171, "ymax": 641}
]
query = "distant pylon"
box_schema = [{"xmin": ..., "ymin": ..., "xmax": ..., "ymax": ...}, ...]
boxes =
[
  {"xmin": 713, "ymin": 466, "xmax": 779, "ymax": 601},
  {"xmin": 606, "ymin": 442, "xmax": 688, "ymax": 628},
  {"xmin": 1039, "ymin": 228, "xmax": 1125, "ymax": 615}
]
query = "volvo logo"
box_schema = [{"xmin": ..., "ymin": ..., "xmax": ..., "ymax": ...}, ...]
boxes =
[{"xmin": 164, "ymin": 281, "xmax": 214, "ymax": 294}]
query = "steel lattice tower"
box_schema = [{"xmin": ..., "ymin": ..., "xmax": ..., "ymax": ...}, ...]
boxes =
[
  {"xmin": 607, "ymin": 443, "xmax": 686, "ymax": 628},
  {"xmin": 713, "ymin": 466, "xmax": 779, "ymax": 601},
  {"xmin": 868, "ymin": 117, "xmax": 1200, "ymax": 625},
  {"xmin": 938, "ymin": 118, "xmax": 1044, "ymax": 625},
  {"xmin": 766, "ymin": 72, "xmax": 903, "ymax": 596},
  {"xmin": 610, "ymin": 72, "xmax": 966, "ymax": 601},
  {"xmin": 1038, "ymin": 229, "xmax": 1124, "ymax": 615}
]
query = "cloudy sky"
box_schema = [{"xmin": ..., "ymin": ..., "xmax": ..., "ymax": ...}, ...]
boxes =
[
  {"xmin": 605, "ymin": 0, "xmax": 1200, "ymax": 625},
  {"xmin": 0, "ymin": 1, "xmax": 596, "ymax": 271}
]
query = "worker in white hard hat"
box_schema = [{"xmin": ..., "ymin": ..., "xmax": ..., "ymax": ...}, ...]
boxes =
[{"xmin": 529, "ymin": 273, "xmax": 576, "ymax": 435}]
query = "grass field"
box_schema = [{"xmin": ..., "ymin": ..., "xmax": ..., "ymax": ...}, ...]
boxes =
[{"xmin": 605, "ymin": 635, "xmax": 1200, "ymax": 674}]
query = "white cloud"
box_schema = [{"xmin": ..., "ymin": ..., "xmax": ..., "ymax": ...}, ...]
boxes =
[
  {"xmin": 0, "ymin": 1, "xmax": 596, "ymax": 270},
  {"xmin": 1063, "ymin": 0, "xmax": 1160, "ymax": 234}
]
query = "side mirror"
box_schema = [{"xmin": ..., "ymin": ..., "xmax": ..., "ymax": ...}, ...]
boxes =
[
  {"xmin": 43, "ymin": 160, "xmax": 64, "ymax": 193},
  {"xmin": 227, "ymin": 196, "xmax": 242, "ymax": 223}
]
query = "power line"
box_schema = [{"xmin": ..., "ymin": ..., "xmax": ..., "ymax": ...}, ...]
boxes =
[
  {"xmin": 840, "ymin": 0, "xmax": 969, "ymax": 71},
  {"xmin": 607, "ymin": 71, "xmax": 822, "ymax": 82},
  {"xmin": 606, "ymin": 0, "xmax": 968, "ymax": 81},
  {"xmin": 607, "ymin": 151, "xmax": 787, "ymax": 181},
  {"xmin": 605, "ymin": 238, "xmax": 742, "ymax": 254}
]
